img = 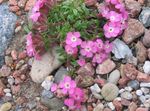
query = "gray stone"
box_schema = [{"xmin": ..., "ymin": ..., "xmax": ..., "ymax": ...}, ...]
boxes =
[
  {"xmin": 0, "ymin": 3, "xmax": 17, "ymax": 67},
  {"xmin": 90, "ymin": 84, "xmax": 101, "ymax": 93},
  {"xmin": 127, "ymin": 80, "xmax": 140, "ymax": 90},
  {"xmin": 112, "ymin": 39, "xmax": 133, "ymax": 59},
  {"xmin": 41, "ymin": 90, "xmax": 53, "ymax": 99},
  {"xmin": 121, "ymin": 91, "xmax": 133, "ymax": 100},
  {"xmin": 41, "ymin": 97, "xmax": 64, "ymax": 110},
  {"xmin": 139, "ymin": 7, "xmax": 150, "ymax": 27},
  {"xmin": 143, "ymin": 61, "xmax": 150, "ymax": 75},
  {"xmin": 108, "ymin": 69, "xmax": 120, "ymax": 84},
  {"xmin": 54, "ymin": 66, "xmax": 68, "ymax": 83}
]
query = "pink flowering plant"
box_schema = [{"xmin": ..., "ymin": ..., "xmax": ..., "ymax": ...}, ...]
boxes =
[{"xmin": 51, "ymin": 76, "xmax": 85, "ymax": 110}]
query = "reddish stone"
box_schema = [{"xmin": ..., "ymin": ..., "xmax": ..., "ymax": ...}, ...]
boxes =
[
  {"xmin": 123, "ymin": 64, "xmax": 138, "ymax": 80},
  {"xmin": 136, "ymin": 108, "xmax": 149, "ymax": 111},
  {"xmin": 118, "ymin": 76, "xmax": 130, "ymax": 86},
  {"xmin": 128, "ymin": 102, "xmax": 137, "ymax": 111},
  {"xmin": 15, "ymin": 77, "xmax": 22, "ymax": 84},
  {"xmin": 137, "ymin": 71, "xmax": 150, "ymax": 82},
  {"xmin": 95, "ymin": 78, "xmax": 107, "ymax": 87},
  {"xmin": 9, "ymin": 5, "xmax": 20, "ymax": 12},
  {"xmin": 25, "ymin": 0, "xmax": 36, "ymax": 11},
  {"xmin": 8, "ymin": 0, "xmax": 17, "ymax": 6},
  {"xmin": 20, "ymin": 74, "xmax": 26, "ymax": 80},
  {"xmin": 84, "ymin": 0, "xmax": 97, "ymax": 7},
  {"xmin": 87, "ymin": 105, "xmax": 93, "ymax": 111},
  {"xmin": 148, "ymin": 48, "xmax": 150, "ymax": 60},
  {"xmin": 12, "ymin": 71, "xmax": 21, "ymax": 78},
  {"xmin": 113, "ymin": 100, "xmax": 123, "ymax": 111},
  {"xmin": 11, "ymin": 50, "xmax": 18, "ymax": 60},
  {"xmin": 18, "ymin": 51, "xmax": 27, "ymax": 59},
  {"xmin": 11, "ymin": 85, "xmax": 20, "ymax": 94},
  {"xmin": 121, "ymin": 98, "xmax": 131, "ymax": 106}
]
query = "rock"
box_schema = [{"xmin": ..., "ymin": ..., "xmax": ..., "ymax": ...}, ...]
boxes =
[
  {"xmin": 121, "ymin": 91, "xmax": 133, "ymax": 100},
  {"xmin": 0, "ymin": 3, "xmax": 17, "ymax": 67},
  {"xmin": 0, "ymin": 102, "xmax": 12, "ymax": 111},
  {"xmin": 128, "ymin": 102, "xmax": 137, "ymax": 111},
  {"xmin": 5, "ymin": 56, "xmax": 13, "ymax": 66},
  {"xmin": 148, "ymin": 48, "xmax": 150, "ymax": 59},
  {"xmin": 144, "ymin": 99, "xmax": 150, "ymax": 108},
  {"xmin": 78, "ymin": 75, "xmax": 94, "ymax": 87},
  {"xmin": 141, "ymin": 87, "xmax": 149, "ymax": 94},
  {"xmin": 54, "ymin": 67, "xmax": 68, "ymax": 83},
  {"xmin": 126, "ymin": 56, "xmax": 138, "ymax": 66},
  {"xmin": 137, "ymin": 72, "xmax": 150, "ymax": 82},
  {"xmin": 9, "ymin": 5, "xmax": 20, "ymax": 13},
  {"xmin": 18, "ymin": 51, "xmax": 27, "ymax": 59},
  {"xmin": 16, "ymin": 60, "xmax": 25, "ymax": 70},
  {"xmin": 5, "ymin": 93, "xmax": 12, "ymax": 97},
  {"xmin": 0, "ymin": 80, "xmax": 5, "ymax": 96},
  {"xmin": 30, "ymin": 49, "xmax": 62, "ymax": 83},
  {"xmin": 139, "ymin": 95, "xmax": 146, "ymax": 103},
  {"xmin": 90, "ymin": 84, "xmax": 101, "ymax": 93},
  {"xmin": 135, "ymin": 41, "xmax": 147, "ymax": 63},
  {"xmin": 0, "ymin": 65, "xmax": 11, "ymax": 77},
  {"xmin": 108, "ymin": 70, "xmax": 120, "ymax": 84},
  {"xmin": 41, "ymin": 97, "xmax": 64, "ymax": 110},
  {"xmin": 122, "ymin": 64, "xmax": 138, "ymax": 80},
  {"xmin": 41, "ymin": 76, "xmax": 53, "ymax": 91},
  {"xmin": 123, "ymin": 19, "xmax": 145, "ymax": 44},
  {"xmin": 112, "ymin": 39, "xmax": 133, "ymax": 59},
  {"xmin": 84, "ymin": 0, "xmax": 97, "ymax": 7},
  {"xmin": 113, "ymin": 100, "xmax": 122, "ymax": 111},
  {"xmin": 7, "ymin": 76, "xmax": 15, "ymax": 85},
  {"xmin": 107, "ymin": 102, "xmax": 115, "ymax": 110},
  {"xmin": 124, "ymin": 86, "xmax": 133, "ymax": 92},
  {"xmin": 77, "ymin": 63, "xmax": 95, "ymax": 76},
  {"xmin": 143, "ymin": 29, "xmax": 150, "ymax": 48},
  {"xmin": 96, "ymin": 59, "xmax": 116, "ymax": 75},
  {"xmin": 118, "ymin": 76, "xmax": 130, "ymax": 86},
  {"xmin": 93, "ymin": 103, "xmax": 104, "ymax": 111},
  {"xmin": 41, "ymin": 90, "xmax": 53, "ymax": 99},
  {"xmin": 143, "ymin": 61, "xmax": 150, "ymax": 74},
  {"xmin": 140, "ymin": 82, "xmax": 150, "ymax": 87},
  {"xmin": 121, "ymin": 98, "xmax": 131, "ymax": 106},
  {"xmin": 101, "ymin": 83, "xmax": 119, "ymax": 101},
  {"xmin": 136, "ymin": 90, "xmax": 143, "ymax": 96},
  {"xmin": 127, "ymin": 80, "xmax": 140, "ymax": 90},
  {"xmin": 18, "ymin": 0, "xmax": 28, "ymax": 8},
  {"xmin": 25, "ymin": 0, "xmax": 36, "ymax": 11},
  {"xmin": 139, "ymin": 7, "xmax": 150, "ymax": 27},
  {"xmin": 3, "ymin": 89, "xmax": 11, "ymax": 93},
  {"xmin": 15, "ymin": 26, "xmax": 22, "ymax": 33},
  {"xmin": 136, "ymin": 108, "xmax": 149, "ymax": 111},
  {"xmin": 92, "ymin": 92, "xmax": 103, "ymax": 100},
  {"xmin": 125, "ymin": 0, "xmax": 142, "ymax": 17},
  {"xmin": 11, "ymin": 50, "xmax": 17, "ymax": 60},
  {"xmin": 138, "ymin": 0, "xmax": 145, "ymax": 5}
]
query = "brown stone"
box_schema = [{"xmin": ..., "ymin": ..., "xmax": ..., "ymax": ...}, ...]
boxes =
[
  {"xmin": 8, "ymin": 0, "xmax": 17, "ymax": 6},
  {"xmin": 121, "ymin": 98, "xmax": 131, "ymax": 106},
  {"xmin": 143, "ymin": 29, "xmax": 150, "ymax": 48},
  {"xmin": 77, "ymin": 63, "xmax": 95, "ymax": 76},
  {"xmin": 136, "ymin": 108, "xmax": 149, "ymax": 111},
  {"xmin": 125, "ymin": 0, "xmax": 142, "ymax": 17},
  {"xmin": 25, "ymin": 0, "xmax": 36, "ymax": 11},
  {"xmin": 18, "ymin": 0, "xmax": 28, "ymax": 8},
  {"xmin": 118, "ymin": 76, "xmax": 130, "ymax": 86},
  {"xmin": 9, "ymin": 5, "xmax": 20, "ymax": 12},
  {"xmin": 113, "ymin": 100, "xmax": 123, "ymax": 111},
  {"xmin": 123, "ymin": 64, "xmax": 138, "ymax": 80},
  {"xmin": 148, "ymin": 48, "xmax": 150, "ymax": 60},
  {"xmin": 123, "ymin": 19, "xmax": 145, "ymax": 44},
  {"xmin": 135, "ymin": 41, "xmax": 147, "ymax": 63},
  {"xmin": 137, "ymin": 71, "xmax": 150, "ymax": 82},
  {"xmin": 128, "ymin": 102, "xmax": 137, "ymax": 111}
]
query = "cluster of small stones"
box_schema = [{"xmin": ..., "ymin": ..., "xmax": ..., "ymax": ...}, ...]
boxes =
[{"xmin": 0, "ymin": 0, "xmax": 150, "ymax": 111}]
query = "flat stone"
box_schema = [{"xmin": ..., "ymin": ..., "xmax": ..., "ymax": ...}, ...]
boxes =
[
  {"xmin": 0, "ymin": 3, "xmax": 17, "ymax": 67},
  {"xmin": 128, "ymin": 102, "xmax": 137, "ymax": 111},
  {"xmin": 101, "ymin": 83, "xmax": 119, "ymax": 101},
  {"xmin": 123, "ymin": 19, "xmax": 145, "ymax": 44},
  {"xmin": 96, "ymin": 59, "xmax": 116, "ymax": 75},
  {"xmin": 90, "ymin": 83, "xmax": 101, "ymax": 93},
  {"xmin": 140, "ymin": 82, "xmax": 150, "ymax": 87},
  {"xmin": 121, "ymin": 91, "xmax": 133, "ymax": 100},
  {"xmin": 143, "ymin": 61, "xmax": 150, "ymax": 74},
  {"xmin": 108, "ymin": 69, "xmax": 120, "ymax": 84},
  {"xmin": 139, "ymin": 7, "xmax": 150, "ymax": 27},
  {"xmin": 143, "ymin": 29, "xmax": 150, "ymax": 48},
  {"xmin": 112, "ymin": 39, "xmax": 133, "ymax": 59}
]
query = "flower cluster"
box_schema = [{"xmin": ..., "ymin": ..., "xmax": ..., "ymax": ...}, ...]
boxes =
[
  {"xmin": 51, "ymin": 76, "xmax": 84, "ymax": 110},
  {"xmin": 100, "ymin": 0, "xmax": 128, "ymax": 38},
  {"xmin": 65, "ymin": 32, "xmax": 112, "ymax": 66}
]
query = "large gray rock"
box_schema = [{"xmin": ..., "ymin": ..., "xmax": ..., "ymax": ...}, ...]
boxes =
[
  {"xmin": 30, "ymin": 48, "xmax": 62, "ymax": 83},
  {"xmin": 0, "ymin": 3, "xmax": 17, "ymax": 67}
]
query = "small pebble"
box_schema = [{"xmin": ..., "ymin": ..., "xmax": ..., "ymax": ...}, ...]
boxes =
[
  {"xmin": 136, "ymin": 90, "xmax": 143, "ymax": 96},
  {"xmin": 3, "ymin": 89, "xmax": 11, "ymax": 93},
  {"xmin": 5, "ymin": 93, "xmax": 12, "ymax": 97},
  {"xmin": 145, "ymin": 95, "xmax": 150, "ymax": 99},
  {"xmin": 15, "ymin": 26, "xmax": 22, "ymax": 33},
  {"xmin": 7, "ymin": 76, "xmax": 15, "ymax": 85},
  {"xmin": 121, "ymin": 91, "xmax": 133, "ymax": 100},
  {"xmin": 119, "ymin": 89, "xmax": 125, "ymax": 94},
  {"xmin": 125, "ymin": 86, "xmax": 133, "ymax": 92},
  {"xmin": 107, "ymin": 102, "xmax": 115, "ymax": 110},
  {"xmin": 141, "ymin": 87, "xmax": 150, "ymax": 95},
  {"xmin": 90, "ymin": 84, "xmax": 101, "ymax": 93},
  {"xmin": 139, "ymin": 95, "xmax": 146, "ymax": 103},
  {"xmin": 127, "ymin": 80, "xmax": 140, "ymax": 90},
  {"xmin": 92, "ymin": 92, "xmax": 103, "ymax": 100},
  {"xmin": 140, "ymin": 83, "xmax": 150, "ymax": 88},
  {"xmin": 0, "ymin": 102, "xmax": 12, "ymax": 111}
]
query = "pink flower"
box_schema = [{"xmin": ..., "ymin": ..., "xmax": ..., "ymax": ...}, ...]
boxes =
[
  {"xmin": 80, "ymin": 41, "xmax": 97, "ymax": 58},
  {"xmin": 32, "ymin": 0, "xmax": 47, "ymax": 12},
  {"xmin": 95, "ymin": 39, "xmax": 104, "ymax": 52},
  {"xmin": 64, "ymin": 98, "xmax": 75, "ymax": 110},
  {"xmin": 92, "ymin": 53, "xmax": 106, "ymax": 64},
  {"xmin": 70, "ymin": 88, "xmax": 84, "ymax": 103},
  {"xmin": 51, "ymin": 83, "xmax": 58, "ymax": 92},
  {"xmin": 105, "ymin": 0, "xmax": 118, "ymax": 4},
  {"xmin": 66, "ymin": 32, "xmax": 82, "ymax": 47},
  {"xmin": 103, "ymin": 22, "xmax": 120, "ymax": 38},
  {"xmin": 104, "ymin": 41, "xmax": 113, "ymax": 53},
  {"xmin": 115, "ymin": 3, "xmax": 125, "ymax": 12},
  {"xmin": 101, "ymin": 6, "xmax": 110, "ymax": 19},
  {"xmin": 65, "ymin": 45, "xmax": 78, "ymax": 55},
  {"xmin": 77, "ymin": 58, "xmax": 86, "ymax": 66},
  {"xmin": 108, "ymin": 11, "xmax": 122, "ymax": 22},
  {"xmin": 59, "ymin": 76, "xmax": 76, "ymax": 94},
  {"xmin": 30, "ymin": 12, "xmax": 41, "ymax": 22}
]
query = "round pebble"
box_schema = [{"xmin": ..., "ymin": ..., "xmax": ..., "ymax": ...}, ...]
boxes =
[
  {"xmin": 3, "ymin": 89, "xmax": 11, "ymax": 93},
  {"xmin": 139, "ymin": 95, "xmax": 146, "ymax": 103},
  {"xmin": 125, "ymin": 86, "xmax": 133, "ymax": 92},
  {"xmin": 5, "ymin": 93, "xmax": 12, "ymax": 97},
  {"xmin": 108, "ymin": 69, "xmax": 120, "ymax": 84},
  {"xmin": 7, "ymin": 76, "xmax": 15, "ymax": 85},
  {"xmin": 101, "ymin": 83, "xmax": 119, "ymax": 101},
  {"xmin": 121, "ymin": 91, "xmax": 133, "ymax": 100},
  {"xmin": 90, "ymin": 84, "xmax": 101, "ymax": 93},
  {"xmin": 136, "ymin": 90, "xmax": 143, "ymax": 96},
  {"xmin": 107, "ymin": 102, "xmax": 115, "ymax": 110},
  {"xmin": 119, "ymin": 89, "xmax": 125, "ymax": 94},
  {"xmin": 0, "ymin": 102, "xmax": 12, "ymax": 111},
  {"xmin": 127, "ymin": 80, "xmax": 140, "ymax": 90},
  {"xmin": 140, "ymin": 83, "xmax": 150, "ymax": 88}
]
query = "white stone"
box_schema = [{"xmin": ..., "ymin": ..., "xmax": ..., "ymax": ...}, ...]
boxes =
[
  {"xmin": 90, "ymin": 84, "xmax": 101, "ymax": 93},
  {"xmin": 136, "ymin": 90, "xmax": 143, "ymax": 96},
  {"xmin": 108, "ymin": 102, "xmax": 115, "ymax": 110},
  {"xmin": 141, "ymin": 87, "xmax": 150, "ymax": 94},
  {"xmin": 41, "ymin": 77, "xmax": 54, "ymax": 91},
  {"xmin": 140, "ymin": 83, "xmax": 150, "ymax": 88},
  {"xmin": 125, "ymin": 86, "xmax": 133, "ymax": 92},
  {"xmin": 7, "ymin": 76, "xmax": 15, "ymax": 85},
  {"xmin": 145, "ymin": 95, "xmax": 150, "ymax": 99},
  {"xmin": 108, "ymin": 70, "xmax": 120, "ymax": 84},
  {"xmin": 119, "ymin": 89, "xmax": 125, "ymax": 94},
  {"xmin": 121, "ymin": 91, "xmax": 133, "ymax": 100},
  {"xmin": 30, "ymin": 48, "xmax": 62, "ymax": 83},
  {"xmin": 143, "ymin": 61, "xmax": 150, "ymax": 74},
  {"xmin": 3, "ymin": 89, "xmax": 11, "ymax": 93},
  {"xmin": 5, "ymin": 93, "xmax": 12, "ymax": 97},
  {"xmin": 139, "ymin": 95, "xmax": 146, "ymax": 103},
  {"xmin": 112, "ymin": 39, "xmax": 133, "ymax": 59}
]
